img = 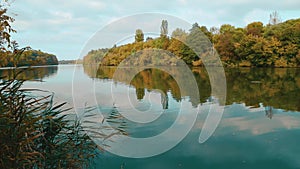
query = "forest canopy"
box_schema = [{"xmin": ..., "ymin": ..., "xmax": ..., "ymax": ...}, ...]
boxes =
[
  {"xmin": 83, "ymin": 18, "xmax": 300, "ymax": 67},
  {"xmin": 0, "ymin": 49, "xmax": 58, "ymax": 67}
]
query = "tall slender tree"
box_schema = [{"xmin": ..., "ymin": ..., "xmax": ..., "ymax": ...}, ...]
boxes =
[{"xmin": 160, "ymin": 20, "xmax": 168, "ymax": 37}]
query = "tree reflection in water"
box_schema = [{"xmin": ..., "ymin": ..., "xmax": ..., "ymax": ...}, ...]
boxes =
[
  {"xmin": 83, "ymin": 65, "xmax": 300, "ymax": 112},
  {"xmin": 0, "ymin": 66, "xmax": 58, "ymax": 81}
]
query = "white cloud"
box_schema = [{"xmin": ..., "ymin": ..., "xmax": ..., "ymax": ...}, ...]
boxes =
[
  {"xmin": 47, "ymin": 10, "xmax": 73, "ymax": 25},
  {"xmin": 85, "ymin": 0, "xmax": 106, "ymax": 10},
  {"xmin": 8, "ymin": 0, "xmax": 300, "ymax": 60},
  {"xmin": 50, "ymin": 10, "xmax": 73, "ymax": 20}
]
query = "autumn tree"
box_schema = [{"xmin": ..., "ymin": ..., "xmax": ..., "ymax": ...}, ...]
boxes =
[
  {"xmin": 246, "ymin": 22, "xmax": 264, "ymax": 36},
  {"xmin": 0, "ymin": 3, "xmax": 15, "ymax": 51},
  {"xmin": 235, "ymin": 35, "xmax": 282, "ymax": 66},
  {"xmin": 0, "ymin": 3, "xmax": 16, "ymax": 66},
  {"xmin": 214, "ymin": 24, "xmax": 237, "ymax": 63},
  {"xmin": 84, "ymin": 18, "xmax": 300, "ymax": 67},
  {"xmin": 167, "ymin": 28, "xmax": 187, "ymax": 58}
]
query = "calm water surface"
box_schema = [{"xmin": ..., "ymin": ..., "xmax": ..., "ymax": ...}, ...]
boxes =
[{"xmin": 1, "ymin": 65, "xmax": 299, "ymax": 169}]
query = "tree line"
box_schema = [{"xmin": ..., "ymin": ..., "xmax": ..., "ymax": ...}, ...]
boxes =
[
  {"xmin": 83, "ymin": 15, "xmax": 300, "ymax": 67},
  {"xmin": 0, "ymin": 4, "xmax": 58, "ymax": 67},
  {"xmin": 0, "ymin": 49, "xmax": 58, "ymax": 67}
]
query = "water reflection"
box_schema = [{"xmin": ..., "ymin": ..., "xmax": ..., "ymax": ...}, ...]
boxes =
[
  {"xmin": 8, "ymin": 64, "xmax": 296, "ymax": 168},
  {"xmin": 95, "ymin": 101, "xmax": 300, "ymax": 169},
  {"xmin": 84, "ymin": 65, "xmax": 300, "ymax": 112},
  {"xmin": 225, "ymin": 68, "xmax": 300, "ymax": 112},
  {"xmin": 265, "ymin": 106, "xmax": 274, "ymax": 119},
  {"xmin": 0, "ymin": 66, "xmax": 58, "ymax": 81}
]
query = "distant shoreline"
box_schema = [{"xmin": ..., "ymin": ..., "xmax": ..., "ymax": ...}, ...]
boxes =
[{"xmin": 58, "ymin": 59, "xmax": 82, "ymax": 64}]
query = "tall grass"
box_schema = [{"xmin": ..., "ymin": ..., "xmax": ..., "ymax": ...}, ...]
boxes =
[{"xmin": 0, "ymin": 71, "xmax": 99, "ymax": 169}]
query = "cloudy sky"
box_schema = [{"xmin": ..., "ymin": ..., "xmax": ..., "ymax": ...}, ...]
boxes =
[{"xmin": 8, "ymin": 0, "xmax": 300, "ymax": 60}]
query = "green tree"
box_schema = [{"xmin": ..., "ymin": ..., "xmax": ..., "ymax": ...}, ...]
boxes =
[
  {"xmin": 168, "ymin": 28, "xmax": 188, "ymax": 59},
  {"xmin": 235, "ymin": 35, "xmax": 282, "ymax": 66},
  {"xmin": 219, "ymin": 24, "xmax": 235, "ymax": 34},
  {"xmin": 171, "ymin": 28, "xmax": 187, "ymax": 41},
  {"xmin": 200, "ymin": 26, "xmax": 213, "ymax": 42},
  {"xmin": 84, "ymin": 17, "xmax": 300, "ymax": 67},
  {"xmin": 215, "ymin": 24, "xmax": 236, "ymax": 63},
  {"xmin": 160, "ymin": 20, "xmax": 168, "ymax": 37},
  {"xmin": 188, "ymin": 24, "xmax": 211, "ymax": 54},
  {"xmin": 135, "ymin": 29, "xmax": 144, "ymax": 42}
]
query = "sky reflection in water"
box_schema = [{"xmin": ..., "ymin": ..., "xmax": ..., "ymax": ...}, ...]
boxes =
[{"xmin": 2, "ymin": 65, "xmax": 299, "ymax": 169}]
